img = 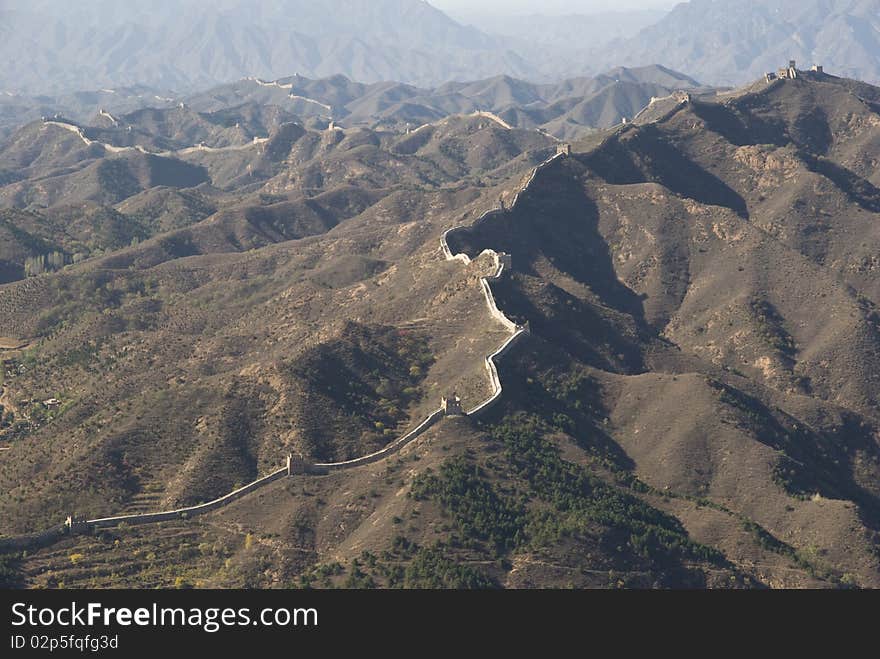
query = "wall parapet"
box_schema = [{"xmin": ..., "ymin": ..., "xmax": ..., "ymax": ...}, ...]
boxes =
[
  {"xmin": 4, "ymin": 406, "xmax": 448, "ymax": 545},
  {"xmin": 315, "ymin": 408, "xmax": 444, "ymax": 472},
  {"xmin": 439, "ymin": 151, "xmax": 562, "ymax": 417},
  {"xmin": 1, "ymin": 147, "xmax": 565, "ymax": 553},
  {"xmin": 84, "ymin": 467, "xmax": 289, "ymax": 530}
]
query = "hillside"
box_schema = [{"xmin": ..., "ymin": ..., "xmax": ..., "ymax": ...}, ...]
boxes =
[
  {"xmin": 0, "ymin": 87, "xmax": 179, "ymax": 142},
  {"xmin": 2, "ymin": 70, "xmax": 880, "ymax": 589},
  {"xmin": 185, "ymin": 67, "xmax": 703, "ymax": 134},
  {"xmin": 596, "ymin": 0, "xmax": 880, "ymax": 85},
  {"xmin": 0, "ymin": 68, "xmax": 703, "ymax": 176},
  {"xmin": 6, "ymin": 1, "xmax": 880, "ymax": 94},
  {"xmin": 0, "ymin": 0, "xmax": 533, "ymax": 94}
]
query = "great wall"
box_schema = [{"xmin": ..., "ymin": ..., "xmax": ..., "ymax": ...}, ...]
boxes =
[
  {"xmin": 630, "ymin": 91, "xmax": 691, "ymax": 124},
  {"xmin": 0, "ymin": 141, "xmax": 569, "ymax": 553},
  {"xmin": 1, "ymin": 68, "xmax": 834, "ymax": 562},
  {"xmin": 5, "ymin": 65, "xmax": 781, "ymax": 550},
  {"xmin": 1, "ymin": 79, "xmax": 724, "ymax": 551},
  {"xmin": 41, "ymin": 120, "xmax": 270, "ymax": 158}
]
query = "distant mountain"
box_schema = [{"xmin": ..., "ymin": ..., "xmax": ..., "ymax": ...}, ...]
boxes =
[
  {"xmin": 183, "ymin": 66, "xmax": 704, "ymax": 139},
  {"xmin": 596, "ymin": 0, "xmax": 880, "ymax": 85},
  {"xmin": 0, "ymin": 0, "xmax": 535, "ymax": 94},
  {"xmin": 452, "ymin": 9, "xmax": 666, "ymax": 49},
  {"xmin": 4, "ymin": 1, "xmax": 880, "ymax": 94},
  {"xmin": 0, "ymin": 66, "xmax": 701, "ymax": 151},
  {"xmin": 0, "ymin": 87, "xmax": 179, "ymax": 142},
  {"xmin": 461, "ymin": 1, "xmax": 880, "ymax": 86}
]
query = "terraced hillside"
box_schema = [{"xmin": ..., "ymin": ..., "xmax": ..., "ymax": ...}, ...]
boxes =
[{"xmin": 2, "ymin": 69, "xmax": 880, "ymax": 589}]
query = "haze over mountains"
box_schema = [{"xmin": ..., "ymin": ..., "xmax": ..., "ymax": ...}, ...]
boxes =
[
  {"xmin": 594, "ymin": 0, "xmax": 880, "ymax": 86},
  {"xmin": 4, "ymin": 0, "xmax": 880, "ymax": 94},
  {"xmin": 1, "ymin": 0, "xmax": 532, "ymax": 93}
]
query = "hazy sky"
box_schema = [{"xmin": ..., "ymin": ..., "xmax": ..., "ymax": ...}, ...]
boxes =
[{"xmin": 430, "ymin": 0, "xmax": 678, "ymax": 14}]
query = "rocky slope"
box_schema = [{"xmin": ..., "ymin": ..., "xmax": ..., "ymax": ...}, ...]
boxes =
[{"xmin": 2, "ymin": 70, "xmax": 879, "ymax": 589}]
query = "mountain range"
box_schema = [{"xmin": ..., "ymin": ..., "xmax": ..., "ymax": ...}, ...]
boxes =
[
  {"xmin": 2, "ymin": 66, "xmax": 880, "ymax": 588},
  {"xmin": 5, "ymin": 0, "xmax": 880, "ymax": 93},
  {"xmin": 0, "ymin": 65, "xmax": 701, "ymax": 282},
  {"xmin": 593, "ymin": 0, "xmax": 880, "ymax": 86},
  {"xmin": 3, "ymin": 0, "xmax": 880, "ymax": 591},
  {"xmin": 0, "ymin": 0, "xmax": 531, "ymax": 93},
  {"xmin": 0, "ymin": 65, "xmax": 703, "ymax": 144}
]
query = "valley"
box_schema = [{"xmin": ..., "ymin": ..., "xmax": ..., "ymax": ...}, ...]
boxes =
[{"xmin": 1, "ymin": 64, "xmax": 879, "ymax": 589}]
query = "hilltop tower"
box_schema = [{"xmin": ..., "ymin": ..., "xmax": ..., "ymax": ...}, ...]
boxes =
[
  {"xmin": 778, "ymin": 60, "xmax": 798, "ymax": 79},
  {"xmin": 286, "ymin": 453, "xmax": 310, "ymax": 475},
  {"xmin": 64, "ymin": 514, "xmax": 88, "ymax": 535},
  {"xmin": 441, "ymin": 393, "xmax": 464, "ymax": 416}
]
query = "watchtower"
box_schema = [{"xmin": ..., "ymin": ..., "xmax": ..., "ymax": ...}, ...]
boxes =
[
  {"xmin": 441, "ymin": 393, "xmax": 464, "ymax": 416},
  {"xmin": 556, "ymin": 143, "xmax": 571, "ymax": 156},
  {"xmin": 64, "ymin": 514, "xmax": 88, "ymax": 535},
  {"xmin": 496, "ymin": 252, "xmax": 512, "ymax": 273},
  {"xmin": 286, "ymin": 453, "xmax": 310, "ymax": 475},
  {"xmin": 811, "ymin": 64, "xmax": 823, "ymax": 73},
  {"xmin": 777, "ymin": 60, "xmax": 798, "ymax": 80}
]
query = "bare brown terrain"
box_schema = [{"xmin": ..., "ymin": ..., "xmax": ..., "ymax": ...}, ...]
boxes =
[{"xmin": 1, "ymin": 68, "xmax": 879, "ymax": 589}]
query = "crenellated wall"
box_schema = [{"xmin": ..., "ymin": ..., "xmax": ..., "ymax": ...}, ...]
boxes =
[
  {"xmin": 440, "ymin": 149, "xmax": 565, "ymax": 416},
  {"xmin": 0, "ymin": 146, "xmax": 570, "ymax": 552},
  {"xmin": 314, "ymin": 408, "xmax": 445, "ymax": 472},
  {"xmin": 82, "ymin": 467, "xmax": 290, "ymax": 532}
]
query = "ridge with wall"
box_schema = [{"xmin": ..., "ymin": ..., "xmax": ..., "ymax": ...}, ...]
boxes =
[{"xmin": 0, "ymin": 145, "xmax": 569, "ymax": 551}]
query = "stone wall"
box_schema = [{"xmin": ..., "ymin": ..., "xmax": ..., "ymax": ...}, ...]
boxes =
[
  {"xmin": 315, "ymin": 408, "xmax": 445, "ymax": 472},
  {"xmin": 1, "ymin": 407, "xmax": 448, "ymax": 546},
  {"xmin": 465, "ymin": 327, "xmax": 530, "ymax": 418},
  {"xmin": 479, "ymin": 276, "xmax": 518, "ymax": 333},
  {"xmin": 440, "ymin": 151, "xmax": 563, "ymax": 416},
  {"xmin": 84, "ymin": 467, "xmax": 289, "ymax": 531},
  {"xmin": 1, "ymin": 145, "xmax": 568, "ymax": 552}
]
